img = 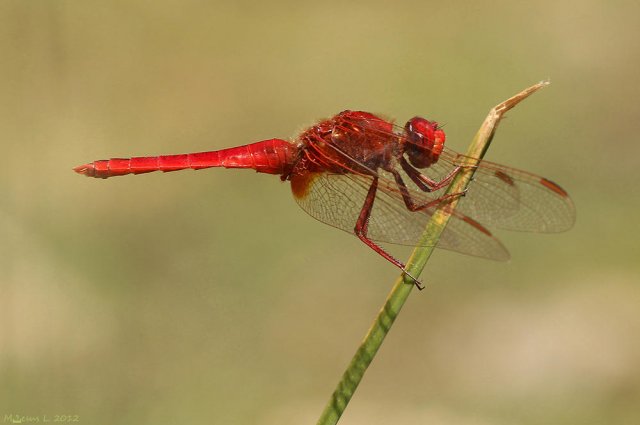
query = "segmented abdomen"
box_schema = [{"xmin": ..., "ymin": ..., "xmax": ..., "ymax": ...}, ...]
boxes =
[{"xmin": 74, "ymin": 138, "xmax": 297, "ymax": 178}]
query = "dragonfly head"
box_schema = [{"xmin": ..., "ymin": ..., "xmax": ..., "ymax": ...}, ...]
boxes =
[{"xmin": 404, "ymin": 117, "xmax": 445, "ymax": 168}]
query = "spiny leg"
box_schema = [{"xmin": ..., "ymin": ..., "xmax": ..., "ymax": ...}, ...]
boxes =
[
  {"xmin": 354, "ymin": 176, "xmax": 425, "ymax": 290},
  {"xmin": 400, "ymin": 156, "xmax": 461, "ymax": 192},
  {"xmin": 391, "ymin": 169, "xmax": 466, "ymax": 213}
]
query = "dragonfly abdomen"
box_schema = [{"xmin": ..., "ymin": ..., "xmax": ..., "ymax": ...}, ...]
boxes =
[{"xmin": 74, "ymin": 139, "xmax": 297, "ymax": 179}]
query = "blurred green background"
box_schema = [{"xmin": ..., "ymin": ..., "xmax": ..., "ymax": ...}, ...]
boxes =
[{"xmin": 2, "ymin": 1, "xmax": 639, "ymax": 424}]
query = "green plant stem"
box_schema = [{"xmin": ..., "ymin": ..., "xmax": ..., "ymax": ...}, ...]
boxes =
[{"xmin": 315, "ymin": 81, "xmax": 549, "ymax": 425}]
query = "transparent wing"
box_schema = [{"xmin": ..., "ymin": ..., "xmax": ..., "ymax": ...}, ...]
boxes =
[
  {"xmin": 291, "ymin": 170, "xmax": 510, "ymax": 261},
  {"xmin": 430, "ymin": 149, "xmax": 575, "ymax": 232}
]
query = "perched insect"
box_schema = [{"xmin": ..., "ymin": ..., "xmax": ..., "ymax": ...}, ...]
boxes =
[{"xmin": 75, "ymin": 110, "xmax": 575, "ymax": 287}]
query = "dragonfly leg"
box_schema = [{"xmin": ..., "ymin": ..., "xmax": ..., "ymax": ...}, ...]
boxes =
[
  {"xmin": 354, "ymin": 176, "xmax": 425, "ymax": 290},
  {"xmin": 391, "ymin": 169, "xmax": 466, "ymax": 213},
  {"xmin": 400, "ymin": 157, "xmax": 461, "ymax": 192}
]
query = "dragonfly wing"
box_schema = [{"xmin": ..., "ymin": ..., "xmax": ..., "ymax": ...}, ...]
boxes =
[
  {"xmin": 432, "ymin": 150, "xmax": 576, "ymax": 232},
  {"xmin": 290, "ymin": 170, "xmax": 509, "ymax": 261}
]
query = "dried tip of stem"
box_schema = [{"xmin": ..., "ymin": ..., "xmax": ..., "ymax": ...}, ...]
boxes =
[{"xmin": 495, "ymin": 81, "xmax": 550, "ymax": 115}]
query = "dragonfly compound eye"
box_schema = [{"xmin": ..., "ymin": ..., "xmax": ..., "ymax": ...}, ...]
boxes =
[{"xmin": 404, "ymin": 117, "xmax": 446, "ymax": 168}]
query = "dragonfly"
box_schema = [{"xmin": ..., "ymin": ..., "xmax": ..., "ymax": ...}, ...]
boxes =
[{"xmin": 74, "ymin": 110, "xmax": 575, "ymax": 288}]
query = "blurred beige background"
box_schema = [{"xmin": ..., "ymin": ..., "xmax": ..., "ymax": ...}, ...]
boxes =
[{"xmin": 1, "ymin": 1, "xmax": 639, "ymax": 424}]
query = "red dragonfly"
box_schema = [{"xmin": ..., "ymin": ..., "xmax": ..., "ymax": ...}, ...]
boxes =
[{"xmin": 75, "ymin": 110, "xmax": 575, "ymax": 287}]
